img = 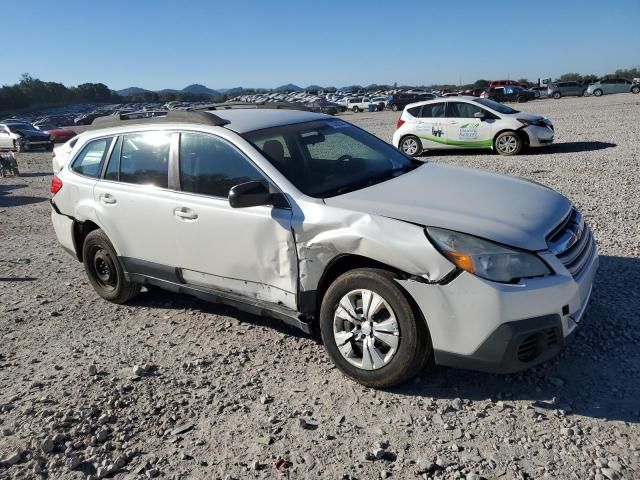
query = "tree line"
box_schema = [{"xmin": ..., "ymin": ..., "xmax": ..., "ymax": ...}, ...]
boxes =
[{"xmin": 2, "ymin": 67, "xmax": 638, "ymax": 112}]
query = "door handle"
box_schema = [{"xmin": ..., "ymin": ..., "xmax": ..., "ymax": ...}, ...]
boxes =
[
  {"xmin": 448, "ymin": 121, "xmax": 457, "ymax": 124},
  {"xmin": 99, "ymin": 193, "xmax": 117, "ymax": 205},
  {"xmin": 174, "ymin": 207, "xmax": 198, "ymax": 221}
]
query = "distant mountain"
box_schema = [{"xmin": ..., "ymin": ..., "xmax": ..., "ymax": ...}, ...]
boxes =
[
  {"xmin": 273, "ymin": 84, "xmax": 303, "ymax": 93},
  {"xmin": 181, "ymin": 84, "xmax": 220, "ymax": 95},
  {"xmin": 116, "ymin": 87, "xmax": 150, "ymax": 96},
  {"xmin": 305, "ymin": 85, "xmax": 322, "ymax": 92},
  {"xmin": 157, "ymin": 88, "xmax": 179, "ymax": 94}
]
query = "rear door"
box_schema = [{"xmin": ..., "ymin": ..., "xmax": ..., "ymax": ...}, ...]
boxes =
[
  {"xmin": 93, "ymin": 131, "xmax": 179, "ymax": 275},
  {"xmin": 414, "ymin": 102, "xmax": 448, "ymax": 148},
  {"xmin": 444, "ymin": 101, "xmax": 495, "ymax": 149},
  {"xmin": 171, "ymin": 131, "xmax": 298, "ymax": 310}
]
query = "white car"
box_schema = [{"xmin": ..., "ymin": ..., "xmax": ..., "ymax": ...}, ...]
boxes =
[
  {"xmin": 0, "ymin": 121, "xmax": 54, "ymax": 152},
  {"xmin": 50, "ymin": 109, "xmax": 596, "ymax": 387},
  {"xmin": 52, "ymin": 137, "xmax": 80, "ymax": 173},
  {"xmin": 392, "ymin": 96, "xmax": 554, "ymax": 156},
  {"xmin": 346, "ymin": 96, "xmax": 373, "ymax": 112}
]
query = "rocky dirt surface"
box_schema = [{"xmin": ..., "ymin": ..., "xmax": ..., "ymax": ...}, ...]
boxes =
[{"xmin": 1, "ymin": 94, "xmax": 639, "ymax": 479}]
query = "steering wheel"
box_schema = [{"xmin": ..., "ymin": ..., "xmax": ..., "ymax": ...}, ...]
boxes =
[{"xmin": 334, "ymin": 154, "xmax": 353, "ymax": 174}]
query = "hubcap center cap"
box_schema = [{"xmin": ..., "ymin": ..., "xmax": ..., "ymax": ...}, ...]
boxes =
[{"xmin": 361, "ymin": 321, "xmax": 373, "ymax": 336}]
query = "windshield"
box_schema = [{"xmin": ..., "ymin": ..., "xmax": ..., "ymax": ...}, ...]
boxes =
[
  {"xmin": 6, "ymin": 123, "xmax": 35, "ymax": 131},
  {"xmin": 473, "ymin": 98, "xmax": 519, "ymax": 114},
  {"xmin": 243, "ymin": 119, "xmax": 418, "ymax": 198}
]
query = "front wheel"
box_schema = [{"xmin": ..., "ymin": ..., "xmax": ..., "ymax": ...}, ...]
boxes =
[
  {"xmin": 494, "ymin": 131, "xmax": 523, "ymax": 156},
  {"xmin": 399, "ymin": 135, "xmax": 422, "ymax": 157},
  {"xmin": 391, "ymin": 104, "xmax": 399, "ymax": 112},
  {"xmin": 552, "ymin": 92, "xmax": 561, "ymax": 99},
  {"xmin": 83, "ymin": 229, "xmax": 140, "ymax": 304},
  {"xmin": 320, "ymin": 268, "xmax": 431, "ymax": 388},
  {"xmin": 632, "ymin": 86, "xmax": 640, "ymax": 94},
  {"xmin": 593, "ymin": 89, "xmax": 603, "ymax": 97},
  {"xmin": 352, "ymin": 106, "xmax": 359, "ymax": 113}
]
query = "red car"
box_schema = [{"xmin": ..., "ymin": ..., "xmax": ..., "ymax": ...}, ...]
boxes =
[
  {"xmin": 489, "ymin": 80, "xmax": 523, "ymax": 89},
  {"xmin": 37, "ymin": 125, "xmax": 77, "ymax": 143}
]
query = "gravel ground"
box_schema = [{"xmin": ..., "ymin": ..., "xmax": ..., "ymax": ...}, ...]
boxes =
[{"xmin": 1, "ymin": 94, "xmax": 639, "ymax": 480}]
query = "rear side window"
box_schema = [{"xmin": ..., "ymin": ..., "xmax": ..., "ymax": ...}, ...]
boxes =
[
  {"xmin": 420, "ymin": 103, "xmax": 445, "ymax": 118},
  {"xmin": 406, "ymin": 106, "xmax": 421, "ymax": 117},
  {"xmin": 179, "ymin": 132, "xmax": 265, "ymax": 198},
  {"xmin": 119, "ymin": 132, "xmax": 171, "ymax": 188},
  {"xmin": 71, "ymin": 138, "xmax": 112, "ymax": 178}
]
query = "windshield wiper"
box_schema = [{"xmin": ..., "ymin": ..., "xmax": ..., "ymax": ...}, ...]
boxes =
[{"xmin": 321, "ymin": 167, "xmax": 408, "ymax": 197}]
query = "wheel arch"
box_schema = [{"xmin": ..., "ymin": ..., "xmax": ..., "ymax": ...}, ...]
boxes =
[
  {"xmin": 305, "ymin": 254, "xmax": 432, "ymax": 331},
  {"xmin": 72, "ymin": 219, "xmax": 101, "ymax": 262},
  {"xmin": 493, "ymin": 128, "xmax": 528, "ymax": 150}
]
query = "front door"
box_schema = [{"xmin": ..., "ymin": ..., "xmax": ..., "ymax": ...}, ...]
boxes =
[
  {"xmin": 172, "ymin": 131, "xmax": 298, "ymax": 310},
  {"xmin": 443, "ymin": 101, "xmax": 495, "ymax": 149}
]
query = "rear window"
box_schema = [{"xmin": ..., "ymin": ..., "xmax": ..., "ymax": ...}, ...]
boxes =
[{"xmin": 71, "ymin": 137, "xmax": 112, "ymax": 178}]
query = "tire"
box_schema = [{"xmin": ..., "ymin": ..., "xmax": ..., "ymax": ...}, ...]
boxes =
[
  {"xmin": 13, "ymin": 140, "xmax": 22, "ymax": 153},
  {"xmin": 593, "ymin": 89, "xmax": 603, "ymax": 97},
  {"xmin": 494, "ymin": 131, "xmax": 523, "ymax": 156},
  {"xmin": 552, "ymin": 92, "xmax": 561, "ymax": 99},
  {"xmin": 632, "ymin": 86, "xmax": 640, "ymax": 94},
  {"xmin": 319, "ymin": 268, "xmax": 431, "ymax": 388},
  {"xmin": 516, "ymin": 96, "xmax": 527, "ymax": 103},
  {"xmin": 46, "ymin": 143, "xmax": 54, "ymax": 152},
  {"xmin": 399, "ymin": 135, "xmax": 422, "ymax": 157},
  {"xmin": 352, "ymin": 106, "xmax": 359, "ymax": 113},
  {"xmin": 391, "ymin": 104, "xmax": 399, "ymax": 112},
  {"xmin": 83, "ymin": 229, "xmax": 140, "ymax": 304}
]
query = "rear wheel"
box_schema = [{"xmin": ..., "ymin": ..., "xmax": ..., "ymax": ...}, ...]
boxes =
[
  {"xmin": 517, "ymin": 96, "xmax": 527, "ymax": 103},
  {"xmin": 552, "ymin": 92, "xmax": 561, "ymax": 99},
  {"xmin": 391, "ymin": 104, "xmax": 399, "ymax": 112},
  {"xmin": 593, "ymin": 89, "xmax": 603, "ymax": 97},
  {"xmin": 494, "ymin": 131, "xmax": 523, "ymax": 156},
  {"xmin": 83, "ymin": 229, "xmax": 140, "ymax": 304},
  {"xmin": 352, "ymin": 106, "xmax": 360, "ymax": 113},
  {"xmin": 399, "ymin": 135, "xmax": 422, "ymax": 157},
  {"xmin": 632, "ymin": 86, "xmax": 640, "ymax": 94},
  {"xmin": 320, "ymin": 268, "xmax": 431, "ymax": 388}
]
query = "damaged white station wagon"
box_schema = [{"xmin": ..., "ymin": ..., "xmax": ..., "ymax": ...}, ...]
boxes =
[{"xmin": 50, "ymin": 109, "xmax": 598, "ymax": 387}]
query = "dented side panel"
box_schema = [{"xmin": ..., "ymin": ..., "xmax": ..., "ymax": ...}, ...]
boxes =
[{"xmin": 291, "ymin": 199, "xmax": 456, "ymax": 292}]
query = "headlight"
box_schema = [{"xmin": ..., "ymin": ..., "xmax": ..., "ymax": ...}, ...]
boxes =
[{"xmin": 426, "ymin": 227, "xmax": 551, "ymax": 283}]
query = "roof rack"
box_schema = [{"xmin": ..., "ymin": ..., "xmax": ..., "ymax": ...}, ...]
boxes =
[
  {"xmin": 188, "ymin": 101, "xmax": 310, "ymax": 112},
  {"xmin": 90, "ymin": 110, "xmax": 228, "ymax": 129}
]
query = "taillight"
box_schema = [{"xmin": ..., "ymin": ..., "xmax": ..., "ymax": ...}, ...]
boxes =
[
  {"xmin": 396, "ymin": 118, "xmax": 405, "ymax": 129},
  {"xmin": 51, "ymin": 175, "xmax": 63, "ymax": 194}
]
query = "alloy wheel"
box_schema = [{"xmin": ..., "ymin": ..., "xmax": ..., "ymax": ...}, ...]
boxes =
[
  {"xmin": 401, "ymin": 137, "xmax": 419, "ymax": 156},
  {"xmin": 497, "ymin": 134, "xmax": 519, "ymax": 154},
  {"xmin": 332, "ymin": 289, "xmax": 400, "ymax": 371}
]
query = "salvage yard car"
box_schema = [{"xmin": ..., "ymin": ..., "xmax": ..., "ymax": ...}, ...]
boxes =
[
  {"xmin": 393, "ymin": 97, "xmax": 554, "ymax": 156},
  {"xmin": 586, "ymin": 77, "xmax": 640, "ymax": 96},
  {"xmin": 0, "ymin": 121, "xmax": 54, "ymax": 151},
  {"xmin": 50, "ymin": 110, "xmax": 597, "ymax": 387}
]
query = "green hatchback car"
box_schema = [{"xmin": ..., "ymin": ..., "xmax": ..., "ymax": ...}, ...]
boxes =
[{"xmin": 586, "ymin": 78, "xmax": 640, "ymax": 96}]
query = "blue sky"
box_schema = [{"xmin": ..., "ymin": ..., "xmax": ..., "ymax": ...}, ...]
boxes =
[{"xmin": 2, "ymin": 0, "xmax": 639, "ymax": 90}]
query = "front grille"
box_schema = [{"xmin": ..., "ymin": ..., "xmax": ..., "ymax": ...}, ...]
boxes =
[
  {"xmin": 547, "ymin": 209, "xmax": 596, "ymax": 278},
  {"xmin": 517, "ymin": 328, "xmax": 558, "ymax": 362}
]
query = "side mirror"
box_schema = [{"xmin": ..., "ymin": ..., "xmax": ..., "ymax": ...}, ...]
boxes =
[
  {"xmin": 473, "ymin": 111, "xmax": 486, "ymax": 120},
  {"xmin": 228, "ymin": 181, "xmax": 287, "ymax": 209}
]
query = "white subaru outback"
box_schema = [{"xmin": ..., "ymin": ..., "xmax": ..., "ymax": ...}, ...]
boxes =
[
  {"xmin": 392, "ymin": 96, "xmax": 554, "ymax": 156},
  {"xmin": 50, "ymin": 109, "xmax": 597, "ymax": 387}
]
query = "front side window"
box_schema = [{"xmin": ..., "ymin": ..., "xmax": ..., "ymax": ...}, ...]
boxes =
[
  {"xmin": 446, "ymin": 102, "xmax": 486, "ymax": 118},
  {"xmin": 244, "ymin": 119, "xmax": 417, "ymax": 198},
  {"xmin": 71, "ymin": 137, "xmax": 112, "ymax": 178},
  {"xmin": 473, "ymin": 98, "xmax": 518, "ymax": 114},
  {"xmin": 119, "ymin": 132, "xmax": 171, "ymax": 188},
  {"xmin": 179, "ymin": 132, "xmax": 265, "ymax": 198}
]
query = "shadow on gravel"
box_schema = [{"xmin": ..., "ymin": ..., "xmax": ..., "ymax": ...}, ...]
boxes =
[
  {"xmin": 0, "ymin": 183, "xmax": 47, "ymax": 207},
  {"xmin": 129, "ymin": 287, "xmax": 313, "ymax": 341},
  {"xmin": 394, "ymin": 255, "xmax": 640, "ymax": 424},
  {"xmin": 0, "ymin": 277, "xmax": 38, "ymax": 281},
  {"xmin": 18, "ymin": 172, "xmax": 52, "ymax": 178},
  {"xmin": 536, "ymin": 141, "xmax": 616, "ymax": 154}
]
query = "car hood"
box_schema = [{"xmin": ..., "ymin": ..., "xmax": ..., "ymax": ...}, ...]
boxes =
[{"xmin": 324, "ymin": 164, "xmax": 571, "ymax": 251}]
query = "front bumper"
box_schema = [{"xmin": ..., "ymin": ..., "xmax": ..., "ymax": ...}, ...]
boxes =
[
  {"xmin": 397, "ymin": 246, "xmax": 598, "ymax": 374},
  {"xmin": 523, "ymin": 125, "xmax": 554, "ymax": 147}
]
